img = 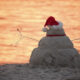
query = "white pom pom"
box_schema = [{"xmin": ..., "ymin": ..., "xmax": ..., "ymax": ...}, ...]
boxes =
[{"xmin": 42, "ymin": 27, "xmax": 48, "ymax": 32}]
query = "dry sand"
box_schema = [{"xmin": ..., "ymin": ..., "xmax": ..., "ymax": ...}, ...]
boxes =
[
  {"xmin": 0, "ymin": 0, "xmax": 80, "ymax": 64},
  {"xmin": 0, "ymin": 63, "xmax": 80, "ymax": 80}
]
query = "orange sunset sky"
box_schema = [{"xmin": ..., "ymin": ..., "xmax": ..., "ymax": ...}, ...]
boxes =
[{"xmin": 0, "ymin": 0, "xmax": 80, "ymax": 65}]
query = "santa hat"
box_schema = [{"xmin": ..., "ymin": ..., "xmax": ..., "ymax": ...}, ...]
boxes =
[{"xmin": 42, "ymin": 16, "xmax": 63, "ymax": 32}]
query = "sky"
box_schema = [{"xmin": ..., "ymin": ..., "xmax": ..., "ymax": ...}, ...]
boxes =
[{"xmin": 0, "ymin": 0, "xmax": 80, "ymax": 65}]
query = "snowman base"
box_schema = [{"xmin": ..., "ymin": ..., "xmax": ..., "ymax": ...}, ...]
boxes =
[{"xmin": 30, "ymin": 36, "xmax": 80, "ymax": 68}]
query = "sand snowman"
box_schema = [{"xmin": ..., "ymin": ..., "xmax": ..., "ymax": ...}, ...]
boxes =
[{"xmin": 30, "ymin": 16, "xmax": 80, "ymax": 67}]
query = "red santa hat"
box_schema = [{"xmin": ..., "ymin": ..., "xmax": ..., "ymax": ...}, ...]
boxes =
[
  {"xmin": 42, "ymin": 16, "xmax": 63, "ymax": 32},
  {"xmin": 44, "ymin": 16, "xmax": 59, "ymax": 26}
]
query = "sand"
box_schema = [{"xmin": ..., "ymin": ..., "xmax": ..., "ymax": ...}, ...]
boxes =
[
  {"xmin": 0, "ymin": 0, "xmax": 80, "ymax": 64},
  {"xmin": 0, "ymin": 63, "xmax": 80, "ymax": 80}
]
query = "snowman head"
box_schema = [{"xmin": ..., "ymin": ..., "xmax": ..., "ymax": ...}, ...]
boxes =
[{"xmin": 42, "ymin": 16, "xmax": 63, "ymax": 32}]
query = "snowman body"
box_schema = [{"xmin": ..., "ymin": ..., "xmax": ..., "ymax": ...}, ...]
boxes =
[
  {"xmin": 30, "ymin": 17, "xmax": 80, "ymax": 67},
  {"xmin": 47, "ymin": 28, "xmax": 65, "ymax": 36}
]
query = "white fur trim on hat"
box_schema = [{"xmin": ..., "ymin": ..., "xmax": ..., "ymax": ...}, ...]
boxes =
[
  {"xmin": 51, "ymin": 26, "xmax": 57, "ymax": 30},
  {"xmin": 42, "ymin": 27, "xmax": 48, "ymax": 32},
  {"xmin": 51, "ymin": 21, "xmax": 63, "ymax": 30},
  {"xmin": 57, "ymin": 21, "xmax": 63, "ymax": 29}
]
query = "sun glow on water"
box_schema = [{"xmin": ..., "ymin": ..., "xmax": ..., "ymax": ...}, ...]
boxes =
[{"xmin": 0, "ymin": 0, "xmax": 80, "ymax": 65}]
